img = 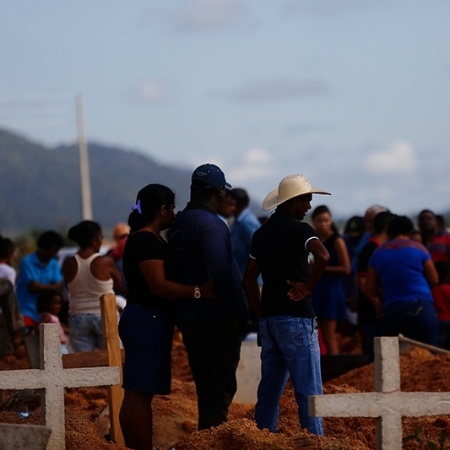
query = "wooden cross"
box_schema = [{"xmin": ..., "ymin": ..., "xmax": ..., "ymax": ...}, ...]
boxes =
[
  {"xmin": 0, "ymin": 324, "xmax": 120, "ymax": 450},
  {"xmin": 100, "ymin": 293, "xmax": 124, "ymax": 444},
  {"xmin": 309, "ymin": 336, "xmax": 450, "ymax": 450}
]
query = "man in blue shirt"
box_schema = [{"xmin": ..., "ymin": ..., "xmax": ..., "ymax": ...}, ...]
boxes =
[
  {"xmin": 16, "ymin": 230, "xmax": 64, "ymax": 333},
  {"xmin": 229, "ymin": 188, "xmax": 261, "ymax": 333},
  {"xmin": 168, "ymin": 163, "xmax": 248, "ymax": 430},
  {"xmin": 229, "ymin": 188, "xmax": 261, "ymax": 277}
]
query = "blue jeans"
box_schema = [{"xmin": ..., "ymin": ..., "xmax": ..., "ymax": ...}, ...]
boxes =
[
  {"xmin": 382, "ymin": 299, "xmax": 439, "ymax": 346},
  {"xmin": 255, "ymin": 316, "xmax": 324, "ymax": 435},
  {"xmin": 69, "ymin": 313, "xmax": 104, "ymax": 352}
]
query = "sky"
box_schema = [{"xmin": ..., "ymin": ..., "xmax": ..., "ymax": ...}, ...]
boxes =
[{"xmin": 1, "ymin": 0, "xmax": 450, "ymax": 220}]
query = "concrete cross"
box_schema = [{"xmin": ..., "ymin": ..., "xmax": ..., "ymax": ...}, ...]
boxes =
[
  {"xmin": 0, "ymin": 423, "xmax": 51, "ymax": 450},
  {"xmin": 309, "ymin": 336, "xmax": 450, "ymax": 450},
  {"xmin": 0, "ymin": 324, "xmax": 120, "ymax": 450}
]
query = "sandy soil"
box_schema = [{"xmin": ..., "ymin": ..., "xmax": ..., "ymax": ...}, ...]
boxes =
[{"xmin": 2, "ymin": 337, "xmax": 450, "ymax": 449}]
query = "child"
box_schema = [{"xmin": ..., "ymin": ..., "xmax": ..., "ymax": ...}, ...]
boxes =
[
  {"xmin": 0, "ymin": 236, "xmax": 17, "ymax": 284},
  {"xmin": 0, "ymin": 236, "xmax": 25, "ymax": 358},
  {"xmin": 432, "ymin": 262, "xmax": 450, "ymax": 350},
  {"xmin": 37, "ymin": 289, "xmax": 69, "ymax": 354}
]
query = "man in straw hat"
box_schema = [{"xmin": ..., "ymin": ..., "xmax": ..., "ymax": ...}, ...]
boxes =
[{"xmin": 242, "ymin": 173, "xmax": 331, "ymax": 435}]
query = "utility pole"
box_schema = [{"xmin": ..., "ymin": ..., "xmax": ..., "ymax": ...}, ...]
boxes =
[{"xmin": 76, "ymin": 93, "xmax": 93, "ymax": 220}]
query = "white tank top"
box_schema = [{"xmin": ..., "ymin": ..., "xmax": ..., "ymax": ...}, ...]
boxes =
[{"xmin": 68, "ymin": 253, "xmax": 114, "ymax": 315}]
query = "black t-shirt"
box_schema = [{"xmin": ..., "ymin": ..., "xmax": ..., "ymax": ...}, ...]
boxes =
[
  {"xmin": 123, "ymin": 231, "xmax": 169, "ymax": 310},
  {"xmin": 250, "ymin": 210, "xmax": 317, "ymax": 318}
]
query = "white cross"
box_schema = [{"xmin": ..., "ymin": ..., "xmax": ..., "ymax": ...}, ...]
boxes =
[
  {"xmin": 0, "ymin": 423, "xmax": 51, "ymax": 450},
  {"xmin": 309, "ymin": 336, "xmax": 450, "ymax": 450},
  {"xmin": 0, "ymin": 324, "xmax": 120, "ymax": 450}
]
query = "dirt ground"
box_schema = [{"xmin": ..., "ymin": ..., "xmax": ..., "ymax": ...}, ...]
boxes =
[{"xmin": 2, "ymin": 336, "xmax": 450, "ymax": 449}]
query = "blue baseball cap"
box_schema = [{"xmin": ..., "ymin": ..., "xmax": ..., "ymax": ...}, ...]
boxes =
[{"xmin": 191, "ymin": 163, "xmax": 232, "ymax": 189}]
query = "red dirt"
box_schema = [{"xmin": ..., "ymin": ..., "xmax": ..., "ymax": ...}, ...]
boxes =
[{"xmin": 2, "ymin": 338, "xmax": 450, "ymax": 449}]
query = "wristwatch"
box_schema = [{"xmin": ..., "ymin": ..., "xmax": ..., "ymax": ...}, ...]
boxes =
[{"xmin": 194, "ymin": 286, "xmax": 201, "ymax": 299}]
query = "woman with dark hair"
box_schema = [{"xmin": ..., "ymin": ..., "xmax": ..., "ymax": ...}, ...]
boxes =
[
  {"xmin": 63, "ymin": 220, "xmax": 123, "ymax": 352},
  {"xmin": 118, "ymin": 183, "xmax": 213, "ymax": 450},
  {"xmin": 311, "ymin": 205, "xmax": 351, "ymax": 355},
  {"xmin": 366, "ymin": 215, "xmax": 439, "ymax": 345}
]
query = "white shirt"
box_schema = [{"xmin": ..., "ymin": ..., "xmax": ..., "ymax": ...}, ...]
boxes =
[{"xmin": 0, "ymin": 263, "xmax": 16, "ymax": 285}]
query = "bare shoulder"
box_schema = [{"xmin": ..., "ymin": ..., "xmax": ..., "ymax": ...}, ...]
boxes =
[
  {"xmin": 92, "ymin": 254, "xmax": 115, "ymax": 269},
  {"xmin": 62, "ymin": 255, "xmax": 77, "ymax": 279},
  {"xmin": 334, "ymin": 235, "xmax": 347, "ymax": 247}
]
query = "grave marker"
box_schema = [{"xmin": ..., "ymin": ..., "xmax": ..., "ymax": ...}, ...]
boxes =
[
  {"xmin": 100, "ymin": 293, "xmax": 124, "ymax": 444},
  {"xmin": 0, "ymin": 324, "xmax": 120, "ymax": 450},
  {"xmin": 21, "ymin": 294, "xmax": 126, "ymax": 444},
  {"xmin": 0, "ymin": 423, "xmax": 51, "ymax": 450},
  {"xmin": 309, "ymin": 336, "xmax": 450, "ymax": 450}
]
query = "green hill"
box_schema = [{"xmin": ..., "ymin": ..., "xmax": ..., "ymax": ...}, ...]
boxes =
[{"xmin": 0, "ymin": 128, "xmax": 192, "ymax": 235}]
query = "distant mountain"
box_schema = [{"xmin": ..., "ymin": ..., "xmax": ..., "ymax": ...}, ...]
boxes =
[{"xmin": 0, "ymin": 128, "xmax": 192, "ymax": 235}]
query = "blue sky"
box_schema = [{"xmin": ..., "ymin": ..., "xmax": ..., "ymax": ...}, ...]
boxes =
[{"xmin": 1, "ymin": 0, "xmax": 450, "ymax": 220}]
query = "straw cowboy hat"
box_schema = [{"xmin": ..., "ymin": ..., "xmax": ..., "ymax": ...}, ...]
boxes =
[{"xmin": 262, "ymin": 174, "xmax": 331, "ymax": 211}]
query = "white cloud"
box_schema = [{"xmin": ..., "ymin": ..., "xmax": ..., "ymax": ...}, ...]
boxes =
[
  {"xmin": 365, "ymin": 141, "xmax": 417, "ymax": 174},
  {"xmin": 185, "ymin": 148, "xmax": 274, "ymax": 193},
  {"xmin": 243, "ymin": 147, "xmax": 270, "ymax": 165},
  {"xmin": 226, "ymin": 147, "xmax": 273, "ymax": 185},
  {"xmin": 173, "ymin": 0, "xmax": 243, "ymax": 31},
  {"xmin": 134, "ymin": 80, "xmax": 169, "ymax": 103}
]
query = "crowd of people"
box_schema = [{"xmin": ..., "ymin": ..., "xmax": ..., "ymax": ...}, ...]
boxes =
[{"xmin": 1, "ymin": 163, "xmax": 450, "ymax": 449}]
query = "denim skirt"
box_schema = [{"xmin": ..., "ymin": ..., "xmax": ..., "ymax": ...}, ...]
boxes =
[{"xmin": 119, "ymin": 303, "xmax": 174, "ymax": 395}]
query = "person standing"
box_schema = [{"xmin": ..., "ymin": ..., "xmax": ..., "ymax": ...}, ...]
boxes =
[
  {"xmin": 432, "ymin": 262, "xmax": 450, "ymax": 349},
  {"xmin": 229, "ymin": 188, "xmax": 261, "ymax": 277},
  {"xmin": 109, "ymin": 222, "xmax": 130, "ymax": 263},
  {"xmin": 311, "ymin": 205, "xmax": 351, "ymax": 355},
  {"xmin": 0, "ymin": 237, "xmax": 17, "ymax": 285},
  {"xmin": 0, "ymin": 236, "xmax": 25, "ymax": 356},
  {"xmin": 63, "ymin": 221, "xmax": 123, "ymax": 352},
  {"xmin": 242, "ymin": 173, "xmax": 330, "ymax": 435},
  {"xmin": 168, "ymin": 163, "xmax": 249, "ymax": 430},
  {"xmin": 107, "ymin": 222, "xmax": 130, "ymax": 300},
  {"xmin": 16, "ymin": 230, "xmax": 64, "ymax": 334},
  {"xmin": 418, "ymin": 209, "xmax": 450, "ymax": 264},
  {"xmin": 355, "ymin": 211, "xmax": 393, "ymax": 357},
  {"xmin": 366, "ymin": 215, "xmax": 439, "ymax": 345},
  {"xmin": 351, "ymin": 205, "xmax": 389, "ymax": 274},
  {"xmin": 118, "ymin": 183, "xmax": 213, "ymax": 450},
  {"xmin": 229, "ymin": 187, "xmax": 261, "ymax": 333},
  {"xmin": 217, "ymin": 189, "xmax": 237, "ymax": 227},
  {"xmin": 37, "ymin": 289, "xmax": 69, "ymax": 354},
  {"xmin": 341, "ymin": 216, "xmax": 365, "ymax": 332}
]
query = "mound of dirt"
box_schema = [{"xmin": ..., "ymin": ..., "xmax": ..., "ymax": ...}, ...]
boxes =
[{"xmin": 2, "ymin": 341, "xmax": 450, "ymax": 449}]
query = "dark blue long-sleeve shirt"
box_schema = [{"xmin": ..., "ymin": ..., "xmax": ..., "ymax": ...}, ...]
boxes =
[{"xmin": 168, "ymin": 202, "xmax": 248, "ymax": 324}]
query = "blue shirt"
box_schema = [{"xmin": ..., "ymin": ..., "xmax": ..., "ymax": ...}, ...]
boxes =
[
  {"xmin": 231, "ymin": 208, "xmax": 260, "ymax": 277},
  {"xmin": 168, "ymin": 202, "xmax": 248, "ymax": 324},
  {"xmin": 16, "ymin": 252, "xmax": 63, "ymax": 322},
  {"xmin": 369, "ymin": 239, "xmax": 433, "ymax": 305}
]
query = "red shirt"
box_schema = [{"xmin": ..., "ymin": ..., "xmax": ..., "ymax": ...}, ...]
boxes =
[
  {"xmin": 432, "ymin": 284, "xmax": 450, "ymax": 321},
  {"xmin": 110, "ymin": 236, "xmax": 128, "ymax": 262},
  {"xmin": 426, "ymin": 231, "xmax": 450, "ymax": 263}
]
